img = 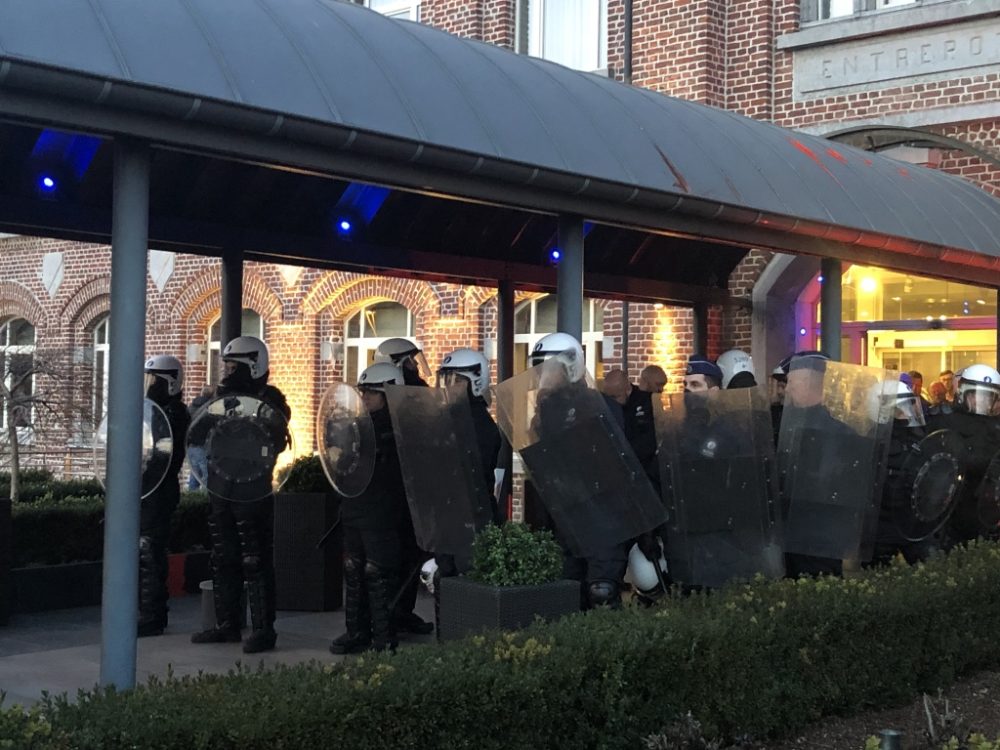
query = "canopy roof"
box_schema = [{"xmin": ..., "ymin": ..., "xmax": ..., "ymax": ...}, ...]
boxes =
[{"xmin": 1, "ymin": 0, "xmax": 999, "ymax": 296}]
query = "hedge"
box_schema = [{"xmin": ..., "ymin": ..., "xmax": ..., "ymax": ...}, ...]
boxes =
[
  {"xmin": 10, "ymin": 492, "xmax": 210, "ymax": 567},
  {"xmin": 4, "ymin": 541, "xmax": 1000, "ymax": 750},
  {"xmin": 0, "ymin": 470, "xmax": 103, "ymax": 505}
]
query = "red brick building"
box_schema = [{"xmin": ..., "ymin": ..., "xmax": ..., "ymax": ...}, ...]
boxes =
[{"xmin": 2, "ymin": 0, "xmax": 998, "ymax": 477}]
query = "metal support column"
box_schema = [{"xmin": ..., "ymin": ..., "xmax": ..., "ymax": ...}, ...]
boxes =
[
  {"xmin": 556, "ymin": 215, "xmax": 584, "ymax": 341},
  {"xmin": 692, "ymin": 302, "xmax": 709, "ymax": 355},
  {"xmin": 495, "ymin": 279, "xmax": 515, "ymax": 519},
  {"xmin": 221, "ymin": 249, "xmax": 244, "ymax": 347},
  {"xmin": 820, "ymin": 258, "xmax": 843, "ymax": 361},
  {"xmin": 100, "ymin": 139, "xmax": 151, "ymax": 689},
  {"xmin": 620, "ymin": 0, "xmax": 634, "ymax": 377}
]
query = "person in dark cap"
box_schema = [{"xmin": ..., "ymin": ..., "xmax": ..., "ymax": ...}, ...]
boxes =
[
  {"xmin": 683, "ymin": 355, "xmax": 723, "ymax": 393},
  {"xmin": 769, "ymin": 365, "xmax": 788, "ymax": 446}
]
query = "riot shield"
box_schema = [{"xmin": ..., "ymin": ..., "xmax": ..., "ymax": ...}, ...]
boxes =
[
  {"xmin": 777, "ymin": 359, "xmax": 896, "ymax": 563},
  {"xmin": 187, "ymin": 395, "xmax": 292, "ymax": 502},
  {"xmin": 495, "ymin": 357, "xmax": 665, "ymax": 558},
  {"xmin": 316, "ymin": 383, "xmax": 375, "ymax": 498},
  {"xmin": 976, "ymin": 449, "xmax": 1000, "ymax": 533},
  {"xmin": 884, "ymin": 429, "xmax": 963, "ymax": 542},
  {"xmin": 654, "ymin": 387, "xmax": 783, "ymax": 588},
  {"xmin": 93, "ymin": 398, "xmax": 173, "ymax": 500},
  {"xmin": 384, "ymin": 383, "xmax": 493, "ymax": 558}
]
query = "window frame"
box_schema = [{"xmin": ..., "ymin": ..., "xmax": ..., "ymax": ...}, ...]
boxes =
[
  {"xmin": 515, "ymin": 0, "xmax": 609, "ymax": 73},
  {"xmin": 0, "ymin": 317, "xmax": 37, "ymax": 434},
  {"xmin": 92, "ymin": 315, "xmax": 110, "ymax": 424},
  {"xmin": 365, "ymin": 0, "xmax": 419, "ymax": 21},
  {"xmin": 802, "ymin": 0, "xmax": 920, "ymax": 24},
  {"xmin": 343, "ymin": 301, "xmax": 416, "ymax": 386},
  {"xmin": 512, "ymin": 296, "xmax": 604, "ymax": 379}
]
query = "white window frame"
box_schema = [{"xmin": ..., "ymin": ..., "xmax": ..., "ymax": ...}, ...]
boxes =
[
  {"xmin": 207, "ymin": 309, "xmax": 265, "ymax": 386},
  {"xmin": 365, "ymin": 0, "xmax": 419, "ymax": 21},
  {"xmin": 0, "ymin": 317, "xmax": 36, "ymax": 435},
  {"xmin": 513, "ymin": 296, "xmax": 603, "ymax": 377},
  {"xmin": 516, "ymin": 0, "xmax": 608, "ymax": 73},
  {"xmin": 806, "ymin": 0, "xmax": 917, "ymax": 23},
  {"xmin": 92, "ymin": 316, "xmax": 110, "ymax": 423},
  {"xmin": 344, "ymin": 302, "xmax": 416, "ymax": 386}
]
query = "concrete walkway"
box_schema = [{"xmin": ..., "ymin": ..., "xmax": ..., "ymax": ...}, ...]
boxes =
[{"xmin": 0, "ymin": 591, "xmax": 436, "ymax": 708}]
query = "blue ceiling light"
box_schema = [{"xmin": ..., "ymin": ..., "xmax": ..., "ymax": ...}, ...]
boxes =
[
  {"xmin": 38, "ymin": 174, "xmax": 57, "ymax": 194},
  {"xmin": 336, "ymin": 218, "xmax": 353, "ymax": 236},
  {"xmin": 549, "ymin": 248, "xmax": 561, "ymax": 264},
  {"xmin": 799, "ymin": 327, "xmax": 807, "ymax": 336}
]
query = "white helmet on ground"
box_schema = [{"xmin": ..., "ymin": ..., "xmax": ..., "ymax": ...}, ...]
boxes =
[
  {"xmin": 376, "ymin": 337, "xmax": 421, "ymax": 364},
  {"xmin": 625, "ymin": 542, "xmax": 668, "ymax": 599},
  {"xmin": 438, "ymin": 348, "xmax": 490, "ymax": 398},
  {"xmin": 716, "ymin": 349, "xmax": 753, "ymax": 389},
  {"xmin": 222, "ymin": 336, "xmax": 269, "ymax": 380},
  {"xmin": 957, "ymin": 364, "xmax": 1000, "ymax": 416},
  {"xmin": 357, "ymin": 362, "xmax": 404, "ymax": 392},
  {"xmin": 529, "ymin": 332, "xmax": 586, "ymax": 383},
  {"xmin": 144, "ymin": 354, "xmax": 184, "ymax": 396}
]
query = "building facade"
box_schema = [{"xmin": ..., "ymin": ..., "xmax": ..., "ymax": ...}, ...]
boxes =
[{"xmin": 1, "ymin": 0, "xmax": 998, "ymax": 480}]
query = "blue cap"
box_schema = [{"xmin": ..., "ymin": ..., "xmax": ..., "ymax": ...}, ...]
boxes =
[
  {"xmin": 778, "ymin": 350, "xmax": 829, "ymax": 375},
  {"xmin": 686, "ymin": 355, "xmax": 723, "ymax": 383},
  {"xmin": 898, "ymin": 372, "xmax": 914, "ymax": 389}
]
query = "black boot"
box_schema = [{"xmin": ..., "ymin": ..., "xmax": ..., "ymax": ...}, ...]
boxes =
[
  {"xmin": 330, "ymin": 555, "xmax": 371, "ymax": 655},
  {"xmin": 238, "ymin": 516, "xmax": 277, "ymax": 654},
  {"xmin": 137, "ymin": 535, "xmax": 165, "ymax": 637},
  {"xmin": 192, "ymin": 503, "xmax": 243, "ymax": 644},
  {"xmin": 365, "ymin": 561, "xmax": 398, "ymax": 652}
]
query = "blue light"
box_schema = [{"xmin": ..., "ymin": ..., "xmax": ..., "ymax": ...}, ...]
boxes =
[
  {"xmin": 550, "ymin": 249, "xmax": 561, "ymax": 262},
  {"xmin": 799, "ymin": 327, "xmax": 807, "ymax": 336},
  {"xmin": 338, "ymin": 219, "xmax": 352, "ymax": 234},
  {"xmin": 38, "ymin": 175, "xmax": 56, "ymax": 193},
  {"xmin": 817, "ymin": 275, "xmax": 824, "ymax": 284}
]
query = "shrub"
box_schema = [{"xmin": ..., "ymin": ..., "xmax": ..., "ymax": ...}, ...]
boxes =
[
  {"xmin": 276, "ymin": 454, "xmax": 331, "ymax": 494},
  {"xmin": 11, "ymin": 492, "xmax": 210, "ymax": 567},
  {"xmin": 468, "ymin": 522, "xmax": 563, "ymax": 586},
  {"xmin": 0, "ymin": 470, "xmax": 103, "ymax": 505},
  {"xmin": 4, "ymin": 542, "xmax": 1000, "ymax": 749}
]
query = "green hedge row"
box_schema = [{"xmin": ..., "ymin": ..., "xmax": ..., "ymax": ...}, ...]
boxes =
[
  {"xmin": 4, "ymin": 542, "xmax": 1000, "ymax": 750},
  {"xmin": 10, "ymin": 493, "xmax": 210, "ymax": 567},
  {"xmin": 0, "ymin": 469, "xmax": 103, "ymax": 505}
]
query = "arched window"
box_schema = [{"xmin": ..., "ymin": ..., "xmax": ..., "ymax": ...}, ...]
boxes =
[
  {"xmin": 344, "ymin": 301, "xmax": 415, "ymax": 385},
  {"xmin": 92, "ymin": 316, "xmax": 109, "ymax": 422},
  {"xmin": 207, "ymin": 309, "xmax": 264, "ymax": 385},
  {"xmin": 513, "ymin": 295, "xmax": 603, "ymax": 379},
  {"xmin": 0, "ymin": 317, "xmax": 36, "ymax": 429}
]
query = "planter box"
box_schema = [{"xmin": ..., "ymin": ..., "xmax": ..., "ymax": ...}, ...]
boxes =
[
  {"xmin": 11, "ymin": 560, "xmax": 103, "ymax": 613},
  {"xmin": 274, "ymin": 492, "xmax": 343, "ymax": 611},
  {"xmin": 0, "ymin": 500, "xmax": 9, "ymax": 625},
  {"xmin": 438, "ymin": 576, "xmax": 580, "ymax": 641}
]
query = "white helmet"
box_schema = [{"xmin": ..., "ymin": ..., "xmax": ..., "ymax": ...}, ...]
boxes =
[
  {"xmin": 419, "ymin": 558, "xmax": 438, "ymax": 595},
  {"xmin": 625, "ymin": 542, "xmax": 668, "ymax": 599},
  {"xmin": 716, "ymin": 349, "xmax": 753, "ymax": 389},
  {"xmin": 892, "ymin": 381, "xmax": 926, "ymax": 427},
  {"xmin": 438, "ymin": 348, "xmax": 490, "ymax": 398},
  {"xmin": 358, "ymin": 362, "xmax": 403, "ymax": 392},
  {"xmin": 144, "ymin": 354, "xmax": 183, "ymax": 396},
  {"xmin": 867, "ymin": 379, "xmax": 901, "ymax": 425},
  {"xmin": 222, "ymin": 336, "xmax": 269, "ymax": 380},
  {"xmin": 376, "ymin": 337, "xmax": 421, "ymax": 364},
  {"xmin": 957, "ymin": 364, "xmax": 1000, "ymax": 416},
  {"xmin": 530, "ymin": 332, "xmax": 585, "ymax": 383}
]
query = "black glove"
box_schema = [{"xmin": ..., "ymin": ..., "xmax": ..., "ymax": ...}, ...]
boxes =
[{"xmin": 637, "ymin": 532, "xmax": 661, "ymax": 563}]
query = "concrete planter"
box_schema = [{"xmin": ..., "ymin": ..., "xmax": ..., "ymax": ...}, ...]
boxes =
[
  {"xmin": 10, "ymin": 560, "xmax": 103, "ymax": 613},
  {"xmin": 438, "ymin": 576, "xmax": 580, "ymax": 642}
]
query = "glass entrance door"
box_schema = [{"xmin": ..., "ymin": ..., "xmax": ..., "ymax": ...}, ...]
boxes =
[{"xmin": 868, "ymin": 328, "xmax": 997, "ymax": 378}]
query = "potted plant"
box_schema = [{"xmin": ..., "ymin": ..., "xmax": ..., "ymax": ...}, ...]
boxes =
[
  {"xmin": 273, "ymin": 455, "xmax": 342, "ymax": 611},
  {"xmin": 437, "ymin": 522, "xmax": 580, "ymax": 641}
]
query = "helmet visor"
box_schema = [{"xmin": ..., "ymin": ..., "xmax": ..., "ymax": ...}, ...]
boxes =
[
  {"xmin": 964, "ymin": 386, "xmax": 1000, "ymax": 416},
  {"xmin": 895, "ymin": 396, "xmax": 926, "ymax": 427}
]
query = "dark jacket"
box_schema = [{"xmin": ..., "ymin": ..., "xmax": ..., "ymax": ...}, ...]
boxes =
[
  {"xmin": 623, "ymin": 387, "xmax": 657, "ymax": 480},
  {"xmin": 341, "ymin": 406, "xmax": 407, "ymax": 531},
  {"xmin": 146, "ymin": 395, "xmax": 190, "ymax": 501}
]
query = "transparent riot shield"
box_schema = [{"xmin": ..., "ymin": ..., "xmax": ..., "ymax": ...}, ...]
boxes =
[
  {"xmin": 776, "ymin": 359, "xmax": 896, "ymax": 563},
  {"xmin": 384, "ymin": 383, "xmax": 493, "ymax": 557},
  {"xmin": 884, "ymin": 429, "xmax": 963, "ymax": 542},
  {"xmin": 316, "ymin": 383, "xmax": 375, "ymax": 497},
  {"xmin": 187, "ymin": 395, "xmax": 292, "ymax": 502},
  {"xmin": 495, "ymin": 357, "xmax": 665, "ymax": 558},
  {"xmin": 655, "ymin": 387, "xmax": 783, "ymax": 588},
  {"xmin": 976, "ymin": 449, "xmax": 1000, "ymax": 534},
  {"xmin": 93, "ymin": 399, "xmax": 173, "ymax": 500}
]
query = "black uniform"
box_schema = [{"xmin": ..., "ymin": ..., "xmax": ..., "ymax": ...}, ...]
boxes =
[
  {"xmin": 928, "ymin": 408, "xmax": 1000, "ymax": 545},
  {"xmin": 138, "ymin": 386, "xmax": 190, "ymax": 636},
  {"xmin": 872, "ymin": 420, "xmax": 926, "ymax": 564},
  {"xmin": 192, "ymin": 373, "xmax": 290, "ymax": 654},
  {"xmin": 623, "ymin": 387, "xmax": 658, "ymax": 488},
  {"xmin": 333, "ymin": 405, "xmax": 405, "ymax": 653}
]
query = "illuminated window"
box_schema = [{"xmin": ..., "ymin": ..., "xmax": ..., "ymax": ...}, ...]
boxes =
[
  {"xmin": 344, "ymin": 301, "xmax": 416, "ymax": 386},
  {"xmin": 0, "ymin": 318, "xmax": 36, "ymax": 430},
  {"xmin": 93, "ymin": 316, "xmax": 109, "ymax": 422},
  {"xmin": 366, "ymin": 0, "xmax": 419, "ymax": 20},
  {"xmin": 516, "ymin": 0, "xmax": 608, "ymax": 72},
  {"xmin": 513, "ymin": 295, "xmax": 604, "ymax": 380},
  {"xmin": 207, "ymin": 309, "xmax": 264, "ymax": 385}
]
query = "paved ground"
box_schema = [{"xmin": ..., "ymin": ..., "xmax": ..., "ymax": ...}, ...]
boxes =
[{"xmin": 0, "ymin": 590, "xmax": 436, "ymax": 708}]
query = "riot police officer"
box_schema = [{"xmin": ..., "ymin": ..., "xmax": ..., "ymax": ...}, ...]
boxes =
[
  {"xmin": 376, "ymin": 336, "xmax": 434, "ymax": 636},
  {"xmin": 330, "ymin": 362, "xmax": 407, "ymax": 654},
  {"xmin": 191, "ymin": 336, "xmax": 290, "ymax": 654},
  {"xmin": 928, "ymin": 364, "xmax": 1000, "ymax": 545},
  {"xmin": 138, "ymin": 355, "xmax": 190, "ymax": 637},
  {"xmin": 529, "ymin": 332, "xmax": 629, "ymax": 608}
]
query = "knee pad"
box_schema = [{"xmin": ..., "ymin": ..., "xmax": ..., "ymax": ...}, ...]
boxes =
[
  {"xmin": 588, "ymin": 580, "xmax": 620, "ymax": 608},
  {"xmin": 344, "ymin": 556, "xmax": 363, "ymax": 576},
  {"xmin": 242, "ymin": 555, "xmax": 261, "ymax": 576},
  {"xmin": 138, "ymin": 536, "xmax": 153, "ymax": 555}
]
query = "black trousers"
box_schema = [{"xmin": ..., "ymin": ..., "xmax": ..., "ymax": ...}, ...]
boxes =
[{"xmin": 138, "ymin": 487, "xmax": 179, "ymax": 625}]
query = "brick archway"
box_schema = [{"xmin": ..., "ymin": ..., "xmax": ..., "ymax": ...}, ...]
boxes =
[
  {"xmin": 304, "ymin": 273, "xmax": 440, "ymax": 320},
  {"xmin": 175, "ymin": 268, "xmax": 283, "ymax": 330},
  {"xmin": 0, "ymin": 281, "xmax": 47, "ymax": 327}
]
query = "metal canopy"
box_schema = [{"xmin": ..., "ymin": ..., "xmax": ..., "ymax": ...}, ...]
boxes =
[{"xmin": 0, "ymin": 0, "xmax": 999, "ymax": 290}]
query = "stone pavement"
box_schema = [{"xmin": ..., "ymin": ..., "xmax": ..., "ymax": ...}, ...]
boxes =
[{"xmin": 0, "ymin": 590, "xmax": 436, "ymax": 708}]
